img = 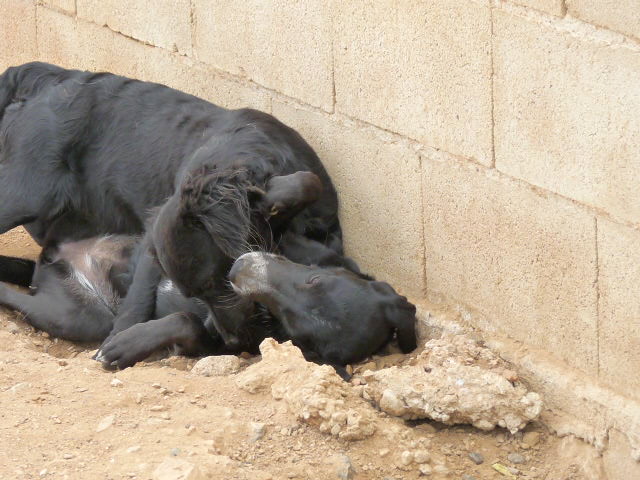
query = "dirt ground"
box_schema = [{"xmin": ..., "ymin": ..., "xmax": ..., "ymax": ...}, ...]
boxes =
[{"xmin": 0, "ymin": 228, "xmax": 599, "ymax": 480}]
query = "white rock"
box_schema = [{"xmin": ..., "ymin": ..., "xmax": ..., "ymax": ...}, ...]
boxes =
[
  {"xmin": 419, "ymin": 464, "xmax": 432, "ymax": 476},
  {"xmin": 191, "ymin": 356, "xmax": 241, "ymax": 377},
  {"xmin": 236, "ymin": 339, "xmax": 376, "ymax": 441},
  {"xmin": 414, "ymin": 450, "xmax": 430, "ymax": 464},
  {"xmin": 96, "ymin": 414, "xmax": 115, "ymax": 432},
  {"xmin": 400, "ymin": 451, "xmax": 414, "ymax": 466},
  {"xmin": 363, "ymin": 335, "xmax": 542, "ymax": 433},
  {"xmin": 250, "ymin": 422, "xmax": 266, "ymax": 442},
  {"xmin": 324, "ymin": 454, "xmax": 354, "ymax": 480}
]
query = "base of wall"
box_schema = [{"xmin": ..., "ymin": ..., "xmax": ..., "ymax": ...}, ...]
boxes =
[{"xmin": 414, "ymin": 300, "xmax": 640, "ymax": 479}]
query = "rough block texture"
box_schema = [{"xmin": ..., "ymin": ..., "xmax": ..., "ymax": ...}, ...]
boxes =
[
  {"xmin": 77, "ymin": 0, "xmax": 193, "ymax": 55},
  {"xmin": 333, "ymin": 0, "xmax": 493, "ymax": 165},
  {"xmin": 193, "ymin": 0, "xmax": 332, "ymax": 111},
  {"xmin": 273, "ymin": 103, "xmax": 425, "ymax": 299},
  {"xmin": 509, "ymin": 0, "xmax": 565, "ymax": 16},
  {"xmin": 597, "ymin": 219, "xmax": 640, "ymax": 399},
  {"xmin": 0, "ymin": 0, "xmax": 37, "ymax": 72},
  {"xmin": 40, "ymin": 0, "xmax": 76, "ymax": 14},
  {"xmin": 567, "ymin": 0, "xmax": 640, "ymax": 41},
  {"xmin": 36, "ymin": 8, "xmax": 270, "ymax": 112},
  {"xmin": 494, "ymin": 10, "xmax": 640, "ymax": 224},
  {"xmin": 422, "ymin": 156, "xmax": 598, "ymax": 374}
]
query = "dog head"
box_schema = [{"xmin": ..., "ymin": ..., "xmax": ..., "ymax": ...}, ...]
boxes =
[{"xmin": 228, "ymin": 252, "xmax": 417, "ymax": 365}]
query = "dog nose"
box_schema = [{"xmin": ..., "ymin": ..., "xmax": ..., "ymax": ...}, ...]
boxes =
[{"xmin": 228, "ymin": 256, "xmax": 247, "ymax": 283}]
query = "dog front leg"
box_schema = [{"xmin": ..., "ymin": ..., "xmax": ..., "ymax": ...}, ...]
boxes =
[{"xmin": 94, "ymin": 238, "xmax": 162, "ymax": 364}]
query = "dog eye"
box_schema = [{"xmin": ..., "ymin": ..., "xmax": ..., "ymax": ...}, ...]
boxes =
[{"xmin": 306, "ymin": 275, "xmax": 322, "ymax": 285}]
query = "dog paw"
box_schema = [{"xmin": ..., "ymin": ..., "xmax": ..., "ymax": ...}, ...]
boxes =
[
  {"xmin": 97, "ymin": 325, "xmax": 156, "ymax": 370},
  {"xmin": 93, "ymin": 349, "xmax": 105, "ymax": 362}
]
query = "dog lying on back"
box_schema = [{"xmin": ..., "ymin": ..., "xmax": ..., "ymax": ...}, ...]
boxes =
[
  {"xmin": 0, "ymin": 232, "xmax": 417, "ymax": 376},
  {"xmin": 0, "ymin": 62, "xmax": 417, "ymax": 372},
  {"xmin": 0, "ymin": 62, "xmax": 344, "ymax": 357}
]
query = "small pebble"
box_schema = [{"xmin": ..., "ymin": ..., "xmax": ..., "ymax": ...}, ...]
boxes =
[
  {"xmin": 468, "ymin": 452, "xmax": 484, "ymax": 465},
  {"xmin": 418, "ymin": 464, "xmax": 432, "ymax": 476},
  {"xmin": 63, "ymin": 453, "xmax": 73, "ymax": 460},
  {"xmin": 110, "ymin": 378, "xmax": 123, "ymax": 387},
  {"xmin": 414, "ymin": 450, "xmax": 430, "ymax": 464},
  {"xmin": 58, "ymin": 359, "xmax": 68, "ymax": 366},
  {"xmin": 326, "ymin": 454, "xmax": 354, "ymax": 480},
  {"xmin": 507, "ymin": 453, "xmax": 526, "ymax": 464},
  {"xmin": 400, "ymin": 451, "xmax": 414, "ymax": 466},
  {"xmin": 250, "ymin": 422, "xmax": 266, "ymax": 442},
  {"xmin": 170, "ymin": 448, "xmax": 180, "ymax": 456},
  {"xmin": 150, "ymin": 405, "xmax": 166, "ymax": 411},
  {"xmin": 127, "ymin": 446, "xmax": 141, "ymax": 453},
  {"xmin": 152, "ymin": 383, "xmax": 161, "ymax": 389},
  {"xmin": 433, "ymin": 464, "xmax": 449, "ymax": 475},
  {"xmin": 379, "ymin": 449, "xmax": 390, "ymax": 457},
  {"xmin": 96, "ymin": 414, "xmax": 115, "ymax": 432}
]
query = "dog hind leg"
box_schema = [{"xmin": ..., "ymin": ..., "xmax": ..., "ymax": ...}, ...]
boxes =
[{"xmin": 0, "ymin": 282, "xmax": 112, "ymax": 342}]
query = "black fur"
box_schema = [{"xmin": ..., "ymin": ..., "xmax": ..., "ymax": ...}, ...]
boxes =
[
  {"xmin": 0, "ymin": 62, "xmax": 343, "ymax": 355},
  {"xmin": 228, "ymin": 252, "xmax": 417, "ymax": 370},
  {"xmin": 0, "ymin": 235, "xmax": 416, "ymax": 374}
]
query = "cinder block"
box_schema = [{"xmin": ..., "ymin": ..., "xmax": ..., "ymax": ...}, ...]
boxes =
[
  {"xmin": 36, "ymin": 7, "xmax": 84, "ymax": 69},
  {"xmin": 494, "ymin": 10, "xmax": 640, "ymax": 224},
  {"xmin": 0, "ymin": 227, "xmax": 40, "ymax": 259},
  {"xmin": 37, "ymin": 9, "xmax": 270, "ymax": 112},
  {"xmin": 272, "ymin": 102, "xmax": 425, "ymax": 300},
  {"xmin": 333, "ymin": 0, "xmax": 492, "ymax": 165},
  {"xmin": 597, "ymin": 219, "xmax": 640, "ymax": 399},
  {"xmin": 0, "ymin": 0, "xmax": 37, "ymax": 72},
  {"xmin": 423, "ymin": 156, "xmax": 598, "ymax": 374},
  {"xmin": 509, "ymin": 0, "xmax": 565, "ymax": 16},
  {"xmin": 193, "ymin": 0, "xmax": 332, "ymax": 111},
  {"xmin": 40, "ymin": 0, "xmax": 76, "ymax": 15},
  {"xmin": 77, "ymin": 0, "xmax": 192, "ymax": 55},
  {"xmin": 567, "ymin": 0, "xmax": 640, "ymax": 41}
]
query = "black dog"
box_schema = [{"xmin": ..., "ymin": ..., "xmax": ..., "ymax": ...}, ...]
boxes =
[
  {"xmin": 0, "ymin": 235, "xmax": 279, "ymax": 360},
  {"xmin": 0, "ymin": 62, "xmax": 343, "ymax": 356},
  {"xmin": 228, "ymin": 252, "xmax": 417, "ymax": 368},
  {"xmin": 0, "ymin": 235, "xmax": 417, "ymax": 375}
]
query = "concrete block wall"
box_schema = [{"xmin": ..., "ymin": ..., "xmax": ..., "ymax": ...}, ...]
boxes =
[{"xmin": 2, "ymin": 0, "xmax": 640, "ymax": 460}]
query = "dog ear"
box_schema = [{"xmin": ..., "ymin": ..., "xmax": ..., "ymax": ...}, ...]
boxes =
[
  {"xmin": 0, "ymin": 66, "xmax": 18, "ymax": 115},
  {"xmin": 179, "ymin": 168, "xmax": 253, "ymax": 259},
  {"xmin": 372, "ymin": 282, "xmax": 417, "ymax": 353},
  {"xmin": 261, "ymin": 171, "xmax": 322, "ymax": 218}
]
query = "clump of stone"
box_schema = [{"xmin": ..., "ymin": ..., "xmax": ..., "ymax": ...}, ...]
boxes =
[
  {"xmin": 191, "ymin": 355, "xmax": 243, "ymax": 377},
  {"xmin": 362, "ymin": 335, "xmax": 542, "ymax": 433},
  {"xmin": 236, "ymin": 339, "xmax": 376, "ymax": 440}
]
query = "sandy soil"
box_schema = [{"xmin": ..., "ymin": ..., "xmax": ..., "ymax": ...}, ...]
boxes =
[{"xmin": 0, "ymin": 228, "xmax": 597, "ymax": 480}]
